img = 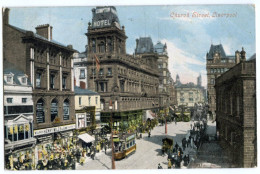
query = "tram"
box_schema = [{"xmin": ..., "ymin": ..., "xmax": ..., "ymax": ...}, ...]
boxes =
[{"xmin": 113, "ymin": 133, "xmax": 136, "ymax": 160}]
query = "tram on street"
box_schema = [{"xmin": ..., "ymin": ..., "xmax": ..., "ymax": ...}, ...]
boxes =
[{"xmin": 113, "ymin": 133, "xmax": 136, "ymax": 160}]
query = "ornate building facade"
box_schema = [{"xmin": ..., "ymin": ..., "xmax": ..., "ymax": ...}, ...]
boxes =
[
  {"xmin": 206, "ymin": 44, "xmax": 236, "ymax": 115},
  {"xmin": 3, "ymin": 8, "xmax": 76, "ymax": 151},
  {"xmin": 215, "ymin": 52, "xmax": 256, "ymax": 167},
  {"xmin": 85, "ymin": 6, "xmax": 160, "ymax": 128}
]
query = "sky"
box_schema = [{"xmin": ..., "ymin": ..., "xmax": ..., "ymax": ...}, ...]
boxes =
[{"xmin": 8, "ymin": 5, "xmax": 256, "ymax": 87}]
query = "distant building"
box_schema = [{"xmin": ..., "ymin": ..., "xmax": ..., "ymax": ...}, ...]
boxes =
[
  {"xmin": 73, "ymin": 47, "xmax": 88, "ymax": 88},
  {"xmin": 215, "ymin": 52, "xmax": 256, "ymax": 167},
  {"xmin": 85, "ymin": 6, "xmax": 160, "ymax": 129},
  {"xmin": 154, "ymin": 41, "xmax": 176, "ymax": 108},
  {"xmin": 175, "ymin": 74, "xmax": 206, "ymax": 107},
  {"xmin": 4, "ymin": 67, "xmax": 36, "ymax": 169},
  {"xmin": 206, "ymin": 44, "xmax": 236, "ymax": 115}
]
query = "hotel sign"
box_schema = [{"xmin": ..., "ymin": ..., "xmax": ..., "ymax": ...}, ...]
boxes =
[
  {"xmin": 34, "ymin": 124, "xmax": 76, "ymax": 136},
  {"xmin": 93, "ymin": 19, "xmax": 111, "ymax": 28}
]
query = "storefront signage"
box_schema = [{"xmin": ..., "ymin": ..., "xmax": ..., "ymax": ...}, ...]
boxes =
[{"xmin": 34, "ymin": 124, "xmax": 76, "ymax": 136}]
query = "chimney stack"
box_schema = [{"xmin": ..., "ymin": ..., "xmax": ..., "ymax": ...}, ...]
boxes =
[
  {"xmin": 240, "ymin": 47, "xmax": 246, "ymax": 62},
  {"xmin": 235, "ymin": 50, "xmax": 240, "ymax": 64},
  {"xmin": 80, "ymin": 81, "xmax": 86, "ymax": 89},
  {"xmin": 35, "ymin": 24, "xmax": 52, "ymax": 41},
  {"xmin": 3, "ymin": 8, "xmax": 10, "ymax": 25}
]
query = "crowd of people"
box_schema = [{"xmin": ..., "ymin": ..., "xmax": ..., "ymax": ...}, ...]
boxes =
[{"xmin": 159, "ymin": 116, "xmax": 208, "ymax": 169}]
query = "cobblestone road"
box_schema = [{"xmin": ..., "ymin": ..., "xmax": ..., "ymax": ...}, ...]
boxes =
[{"xmin": 76, "ymin": 121, "xmax": 197, "ymax": 170}]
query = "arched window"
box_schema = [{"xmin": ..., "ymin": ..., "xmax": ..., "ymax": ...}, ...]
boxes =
[
  {"xmin": 51, "ymin": 99, "xmax": 58, "ymax": 122},
  {"xmin": 107, "ymin": 37, "xmax": 113, "ymax": 52},
  {"xmin": 63, "ymin": 99, "xmax": 70, "ymax": 120},
  {"xmin": 98, "ymin": 41, "xmax": 105, "ymax": 53},
  {"xmin": 36, "ymin": 99, "xmax": 45, "ymax": 123},
  {"xmin": 92, "ymin": 39, "xmax": 96, "ymax": 53}
]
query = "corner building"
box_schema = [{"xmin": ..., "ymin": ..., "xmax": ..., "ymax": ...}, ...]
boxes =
[
  {"xmin": 86, "ymin": 6, "xmax": 160, "ymax": 129},
  {"xmin": 3, "ymin": 9, "xmax": 76, "ymax": 152},
  {"xmin": 215, "ymin": 53, "xmax": 256, "ymax": 167}
]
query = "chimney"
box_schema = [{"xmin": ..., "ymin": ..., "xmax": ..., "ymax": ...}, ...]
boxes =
[
  {"xmin": 240, "ymin": 47, "xmax": 246, "ymax": 62},
  {"xmin": 235, "ymin": 50, "xmax": 240, "ymax": 64},
  {"xmin": 80, "ymin": 81, "xmax": 86, "ymax": 89},
  {"xmin": 35, "ymin": 24, "xmax": 52, "ymax": 41},
  {"xmin": 3, "ymin": 8, "xmax": 10, "ymax": 25}
]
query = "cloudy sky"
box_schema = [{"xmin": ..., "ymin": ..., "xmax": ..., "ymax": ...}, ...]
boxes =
[{"xmin": 8, "ymin": 5, "xmax": 255, "ymax": 87}]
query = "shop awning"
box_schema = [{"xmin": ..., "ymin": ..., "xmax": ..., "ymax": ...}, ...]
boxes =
[
  {"xmin": 146, "ymin": 110, "xmax": 156, "ymax": 120},
  {"xmin": 78, "ymin": 133, "xmax": 95, "ymax": 143}
]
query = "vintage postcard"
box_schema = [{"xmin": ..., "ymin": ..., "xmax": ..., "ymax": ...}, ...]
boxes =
[{"xmin": 2, "ymin": 3, "xmax": 256, "ymax": 171}]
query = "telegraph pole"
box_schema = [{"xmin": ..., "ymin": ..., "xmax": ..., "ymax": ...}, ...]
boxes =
[{"xmin": 109, "ymin": 100, "xmax": 115, "ymax": 169}]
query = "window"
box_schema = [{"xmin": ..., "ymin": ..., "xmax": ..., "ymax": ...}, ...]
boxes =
[
  {"xmin": 18, "ymin": 124, "xmax": 24, "ymax": 140},
  {"xmin": 108, "ymin": 37, "xmax": 113, "ymax": 52},
  {"xmin": 120, "ymin": 80, "xmax": 125, "ymax": 92},
  {"xmin": 36, "ymin": 99, "xmax": 45, "ymax": 123},
  {"xmin": 62, "ymin": 76, "xmax": 66, "ymax": 89},
  {"xmin": 99, "ymin": 68, "xmax": 104, "ymax": 75},
  {"xmin": 189, "ymin": 98, "xmax": 193, "ymax": 101},
  {"xmin": 92, "ymin": 68, "xmax": 96, "ymax": 75},
  {"xmin": 63, "ymin": 99, "xmax": 70, "ymax": 120},
  {"xmin": 88, "ymin": 97, "xmax": 91, "ymax": 106},
  {"xmin": 100, "ymin": 82, "xmax": 104, "ymax": 92},
  {"xmin": 50, "ymin": 74, "xmax": 55, "ymax": 89},
  {"xmin": 180, "ymin": 98, "xmax": 185, "ymax": 102},
  {"xmin": 22, "ymin": 77, "xmax": 27, "ymax": 84},
  {"xmin": 80, "ymin": 69, "xmax": 85, "ymax": 78},
  {"xmin": 92, "ymin": 39, "xmax": 96, "ymax": 53},
  {"xmin": 107, "ymin": 68, "xmax": 112, "ymax": 76},
  {"xmin": 79, "ymin": 97, "xmax": 82, "ymax": 105},
  {"xmin": 236, "ymin": 96, "xmax": 240, "ymax": 116},
  {"xmin": 7, "ymin": 98, "xmax": 13, "ymax": 103},
  {"xmin": 51, "ymin": 99, "xmax": 58, "ymax": 122},
  {"xmin": 210, "ymin": 78, "xmax": 215, "ymax": 85},
  {"xmin": 36, "ymin": 73, "xmax": 41, "ymax": 87},
  {"xmin": 96, "ymin": 97, "xmax": 98, "ymax": 105},
  {"xmin": 210, "ymin": 69, "xmax": 214, "ymax": 73},
  {"xmin": 98, "ymin": 41, "xmax": 105, "ymax": 53},
  {"xmin": 22, "ymin": 98, "xmax": 27, "ymax": 103}
]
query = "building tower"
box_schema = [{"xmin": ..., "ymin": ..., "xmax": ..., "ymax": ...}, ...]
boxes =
[
  {"xmin": 197, "ymin": 74, "xmax": 202, "ymax": 87},
  {"xmin": 206, "ymin": 44, "xmax": 236, "ymax": 116}
]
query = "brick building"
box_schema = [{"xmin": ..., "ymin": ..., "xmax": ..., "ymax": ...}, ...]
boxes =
[
  {"xmin": 206, "ymin": 44, "xmax": 236, "ymax": 116},
  {"xmin": 85, "ymin": 6, "xmax": 160, "ymax": 129},
  {"xmin": 3, "ymin": 8, "xmax": 76, "ymax": 150},
  {"xmin": 215, "ymin": 51, "xmax": 256, "ymax": 167}
]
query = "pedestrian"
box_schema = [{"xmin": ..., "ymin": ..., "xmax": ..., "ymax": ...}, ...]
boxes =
[
  {"xmin": 175, "ymin": 118, "xmax": 177, "ymax": 125},
  {"xmin": 190, "ymin": 123, "xmax": 192, "ymax": 130},
  {"xmin": 182, "ymin": 139, "xmax": 186, "ymax": 151},
  {"xmin": 168, "ymin": 159, "xmax": 172, "ymax": 169},
  {"xmin": 104, "ymin": 144, "xmax": 107, "ymax": 154},
  {"xmin": 158, "ymin": 163, "xmax": 163, "ymax": 169},
  {"xmin": 148, "ymin": 131, "xmax": 151, "ymax": 138}
]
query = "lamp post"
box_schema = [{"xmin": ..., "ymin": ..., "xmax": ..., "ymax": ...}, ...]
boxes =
[{"xmin": 109, "ymin": 100, "xmax": 115, "ymax": 169}]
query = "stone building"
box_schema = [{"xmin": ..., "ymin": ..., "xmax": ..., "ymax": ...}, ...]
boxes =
[
  {"xmin": 3, "ymin": 8, "xmax": 76, "ymax": 153},
  {"xmin": 206, "ymin": 44, "xmax": 236, "ymax": 115},
  {"xmin": 3, "ymin": 66, "xmax": 36, "ymax": 169},
  {"xmin": 85, "ymin": 6, "xmax": 160, "ymax": 129},
  {"xmin": 154, "ymin": 41, "xmax": 176, "ymax": 109},
  {"xmin": 175, "ymin": 74, "xmax": 206, "ymax": 107},
  {"xmin": 215, "ymin": 51, "xmax": 256, "ymax": 168}
]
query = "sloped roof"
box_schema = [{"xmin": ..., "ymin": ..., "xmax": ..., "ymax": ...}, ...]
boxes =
[
  {"xmin": 207, "ymin": 44, "xmax": 227, "ymax": 60},
  {"xmin": 74, "ymin": 86, "xmax": 99, "ymax": 95},
  {"xmin": 3, "ymin": 64, "xmax": 31, "ymax": 86},
  {"xmin": 248, "ymin": 53, "xmax": 256, "ymax": 61},
  {"xmin": 135, "ymin": 37, "xmax": 154, "ymax": 54},
  {"xmin": 8, "ymin": 24, "xmax": 76, "ymax": 52},
  {"xmin": 154, "ymin": 41, "xmax": 167, "ymax": 55}
]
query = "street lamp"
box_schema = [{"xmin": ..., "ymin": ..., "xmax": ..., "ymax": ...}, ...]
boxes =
[{"xmin": 109, "ymin": 100, "xmax": 116, "ymax": 169}]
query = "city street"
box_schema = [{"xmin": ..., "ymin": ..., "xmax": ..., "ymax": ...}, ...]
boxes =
[{"xmin": 76, "ymin": 121, "xmax": 198, "ymax": 170}]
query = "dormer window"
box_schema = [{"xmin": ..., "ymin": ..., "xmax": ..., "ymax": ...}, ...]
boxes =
[{"xmin": 7, "ymin": 76, "xmax": 12, "ymax": 83}]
